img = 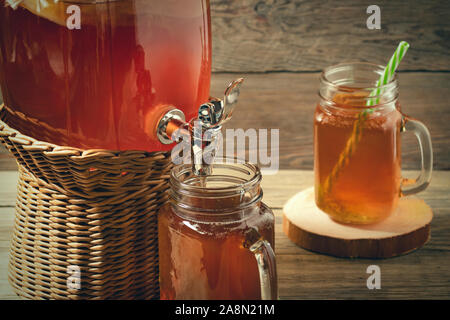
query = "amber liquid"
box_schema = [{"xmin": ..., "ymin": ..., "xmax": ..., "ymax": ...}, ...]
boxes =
[
  {"xmin": 158, "ymin": 202, "xmax": 274, "ymax": 300},
  {"xmin": 0, "ymin": 0, "xmax": 211, "ymax": 151},
  {"xmin": 314, "ymin": 93, "xmax": 402, "ymax": 224}
]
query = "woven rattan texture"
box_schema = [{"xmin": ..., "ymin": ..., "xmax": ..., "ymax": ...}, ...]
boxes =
[{"xmin": 0, "ymin": 104, "xmax": 172, "ymax": 299}]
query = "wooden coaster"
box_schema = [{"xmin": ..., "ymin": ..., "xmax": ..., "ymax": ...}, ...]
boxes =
[{"xmin": 282, "ymin": 187, "xmax": 432, "ymax": 258}]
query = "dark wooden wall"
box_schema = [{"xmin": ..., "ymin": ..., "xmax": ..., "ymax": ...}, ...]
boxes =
[{"xmin": 211, "ymin": 0, "xmax": 450, "ymax": 72}]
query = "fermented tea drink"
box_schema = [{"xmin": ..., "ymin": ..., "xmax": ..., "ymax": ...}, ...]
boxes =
[
  {"xmin": 0, "ymin": 0, "xmax": 211, "ymax": 151},
  {"xmin": 159, "ymin": 162, "xmax": 278, "ymax": 300},
  {"xmin": 314, "ymin": 62, "xmax": 432, "ymax": 224},
  {"xmin": 315, "ymin": 90, "xmax": 402, "ymax": 224}
]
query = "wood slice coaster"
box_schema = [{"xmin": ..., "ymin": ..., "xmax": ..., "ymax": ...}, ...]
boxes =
[{"xmin": 282, "ymin": 187, "xmax": 432, "ymax": 258}]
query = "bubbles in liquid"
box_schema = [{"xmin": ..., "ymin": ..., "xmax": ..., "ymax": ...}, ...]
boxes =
[
  {"xmin": 316, "ymin": 104, "xmax": 400, "ymax": 131},
  {"xmin": 317, "ymin": 91, "xmax": 401, "ymax": 131}
]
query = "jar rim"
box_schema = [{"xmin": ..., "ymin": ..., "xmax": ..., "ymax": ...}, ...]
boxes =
[
  {"xmin": 170, "ymin": 158, "xmax": 262, "ymax": 197},
  {"xmin": 319, "ymin": 62, "xmax": 399, "ymax": 110},
  {"xmin": 169, "ymin": 159, "xmax": 263, "ymax": 216}
]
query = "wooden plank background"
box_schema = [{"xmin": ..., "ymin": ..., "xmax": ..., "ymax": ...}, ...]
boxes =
[
  {"xmin": 211, "ymin": 0, "xmax": 450, "ymax": 72},
  {"xmin": 209, "ymin": 0, "xmax": 449, "ymax": 170}
]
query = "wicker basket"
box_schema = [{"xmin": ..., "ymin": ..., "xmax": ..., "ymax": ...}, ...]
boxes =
[{"xmin": 0, "ymin": 104, "xmax": 172, "ymax": 299}]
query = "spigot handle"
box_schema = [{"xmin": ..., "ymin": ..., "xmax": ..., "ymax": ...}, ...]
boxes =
[
  {"xmin": 198, "ymin": 78, "xmax": 244, "ymax": 128},
  {"xmin": 221, "ymin": 77, "xmax": 244, "ymax": 125}
]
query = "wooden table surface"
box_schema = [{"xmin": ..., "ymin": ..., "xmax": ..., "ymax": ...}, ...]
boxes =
[{"xmin": 0, "ymin": 169, "xmax": 449, "ymax": 300}]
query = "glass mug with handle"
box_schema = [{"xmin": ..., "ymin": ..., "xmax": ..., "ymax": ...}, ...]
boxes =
[
  {"xmin": 314, "ymin": 62, "xmax": 433, "ymax": 224},
  {"xmin": 158, "ymin": 160, "xmax": 278, "ymax": 300}
]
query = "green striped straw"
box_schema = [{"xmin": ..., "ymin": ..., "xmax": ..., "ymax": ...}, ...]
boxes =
[
  {"xmin": 367, "ymin": 41, "xmax": 410, "ymax": 106},
  {"xmin": 319, "ymin": 41, "xmax": 410, "ymax": 198}
]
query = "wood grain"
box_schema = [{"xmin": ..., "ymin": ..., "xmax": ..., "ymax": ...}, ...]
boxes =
[
  {"xmin": 283, "ymin": 187, "xmax": 432, "ymax": 258},
  {"xmin": 211, "ymin": 0, "xmax": 450, "ymax": 72},
  {"xmin": 2, "ymin": 72, "xmax": 448, "ymax": 171},
  {"xmin": 0, "ymin": 170, "xmax": 448, "ymax": 299}
]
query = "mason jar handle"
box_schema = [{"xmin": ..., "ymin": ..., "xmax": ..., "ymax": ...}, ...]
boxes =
[
  {"xmin": 401, "ymin": 115, "xmax": 433, "ymax": 196},
  {"xmin": 243, "ymin": 228, "xmax": 278, "ymax": 300}
]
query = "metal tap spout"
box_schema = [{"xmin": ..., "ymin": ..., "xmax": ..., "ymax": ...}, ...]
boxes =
[{"xmin": 156, "ymin": 78, "xmax": 244, "ymax": 175}]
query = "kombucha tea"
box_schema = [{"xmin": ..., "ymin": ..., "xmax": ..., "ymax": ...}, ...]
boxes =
[
  {"xmin": 314, "ymin": 92, "xmax": 402, "ymax": 224},
  {"xmin": 158, "ymin": 201, "xmax": 274, "ymax": 300},
  {"xmin": 0, "ymin": 0, "xmax": 211, "ymax": 151}
]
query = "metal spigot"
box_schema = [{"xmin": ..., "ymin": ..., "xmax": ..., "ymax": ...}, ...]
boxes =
[{"xmin": 156, "ymin": 78, "xmax": 244, "ymax": 175}]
